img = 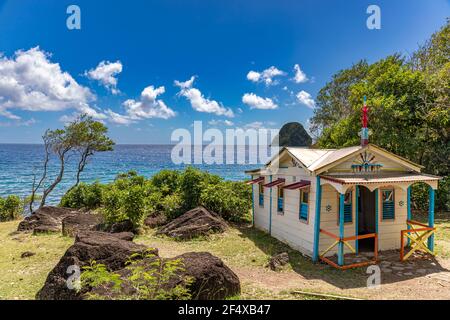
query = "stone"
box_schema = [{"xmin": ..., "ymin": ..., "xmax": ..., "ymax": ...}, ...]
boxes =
[
  {"xmin": 62, "ymin": 214, "xmax": 104, "ymax": 237},
  {"xmin": 144, "ymin": 213, "xmax": 168, "ymax": 228},
  {"xmin": 168, "ymin": 252, "xmax": 240, "ymax": 300},
  {"xmin": 266, "ymin": 252, "xmax": 290, "ymax": 271},
  {"xmin": 157, "ymin": 207, "xmax": 228, "ymax": 240},
  {"xmin": 36, "ymin": 231, "xmax": 149, "ymax": 300},
  {"xmin": 21, "ymin": 251, "xmax": 36, "ymax": 259},
  {"xmin": 18, "ymin": 207, "xmax": 79, "ymax": 234}
]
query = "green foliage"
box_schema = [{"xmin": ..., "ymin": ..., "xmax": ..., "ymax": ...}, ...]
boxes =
[
  {"xmin": 60, "ymin": 167, "xmax": 253, "ymax": 226},
  {"xmin": 151, "ymin": 170, "xmax": 181, "ymax": 196},
  {"xmin": 0, "ymin": 195, "xmax": 22, "ymax": 222},
  {"xmin": 81, "ymin": 250, "xmax": 192, "ymax": 300},
  {"xmin": 200, "ymin": 181, "xmax": 252, "ymax": 222},
  {"xmin": 60, "ymin": 182, "xmax": 105, "ymax": 209},
  {"xmin": 179, "ymin": 167, "xmax": 222, "ymax": 212},
  {"xmin": 311, "ymin": 21, "xmax": 450, "ymax": 211}
]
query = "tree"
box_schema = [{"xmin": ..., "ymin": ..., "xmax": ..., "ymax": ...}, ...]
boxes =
[
  {"xmin": 310, "ymin": 20, "xmax": 449, "ymax": 211},
  {"xmin": 67, "ymin": 115, "xmax": 115, "ymax": 191},
  {"xmin": 30, "ymin": 115, "xmax": 115, "ymax": 212}
]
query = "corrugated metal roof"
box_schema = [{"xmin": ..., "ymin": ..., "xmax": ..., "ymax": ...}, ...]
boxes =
[
  {"xmin": 285, "ymin": 146, "xmax": 363, "ymax": 171},
  {"xmin": 321, "ymin": 173, "xmax": 441, "ymax": 185}
]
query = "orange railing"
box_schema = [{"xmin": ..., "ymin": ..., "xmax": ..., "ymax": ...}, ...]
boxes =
[
  {"xmin": 319, "ymin": 229, "xmax": 378, "ymax": 270},
  {"xmin": 400, "ymin": 220, "xmax": 436, "ymax": 261}
]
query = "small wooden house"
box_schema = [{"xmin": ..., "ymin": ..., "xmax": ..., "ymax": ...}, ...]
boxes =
[{"xmin": 246, "ymin": 104, "xmax": 441, "ymax": 269}]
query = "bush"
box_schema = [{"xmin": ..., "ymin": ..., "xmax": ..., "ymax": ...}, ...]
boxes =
[
  {"xmin": 0, "ymin": 195, "xmax": 22, "ymax": 222},
  {"xmin": 81, "ymin": 250, "xmax": 192, "ymax": 300},
  {"xmin": 161, "ymin": 194, "xmax": 184, "ymax": 220},
  {"xmin": 200, "ymin": 181, "xmax": 252, "ymax": 222},
  {"xmin": 151, "ymin": 170, "xmax": 181, "ymax": 196},
  {"xmin": 179, "ymin": 167, "xmax": 222, "ymax": 211},
  {"xmin": 60, "ymin": 182, "xmax": 105, "ymax": 209}
]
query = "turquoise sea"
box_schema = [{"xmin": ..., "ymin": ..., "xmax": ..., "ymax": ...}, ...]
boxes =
[{"xmin": 0, "ymin": 144, "xmax": 262, "ymax": 204}]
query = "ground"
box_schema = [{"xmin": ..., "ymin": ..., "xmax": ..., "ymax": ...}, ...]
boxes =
[{"xmin": 0, "ymin": 212, "xmax": 449, "ymax": 300}]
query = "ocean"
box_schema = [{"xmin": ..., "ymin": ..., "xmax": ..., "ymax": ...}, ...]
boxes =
[{"xmin": 0, "ymin": 144, "xmax": 263, "ymax": 204}]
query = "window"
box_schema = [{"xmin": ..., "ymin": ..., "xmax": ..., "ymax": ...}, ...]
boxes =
[
  {"xmin": 277, "ymin": 187, "xmax": 284, "ymax": 213},
  {"xmin": 382, "ymin": 189, "xmax": 395, "ymax": 220},
  {"xmin": 299, "ymin": 189, "xmax": 309, "ymax": 221},
  {"xmin": 259, "ymin": 183, "xmax": 264, "ymax": 207},
  {"xmin": 342, "ymin": 191, "xmax": 353, "ymax": 223}
]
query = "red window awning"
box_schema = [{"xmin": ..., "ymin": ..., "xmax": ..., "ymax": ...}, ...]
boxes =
[
  {"xmin": 283, "ymin": 180, "xmax": 311, "ymax": 190},
  {"xmin": 264, "ymin": 178, "xmax": 285, "ymax": 188},
  {"xmin": 246, "ymin": 177, "xmax": 265, "ymax": 185}
]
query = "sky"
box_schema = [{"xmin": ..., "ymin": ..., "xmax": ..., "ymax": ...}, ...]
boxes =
[{"xmin": 0, "ymin": 0, "xmax": 448, "ymax": 144}]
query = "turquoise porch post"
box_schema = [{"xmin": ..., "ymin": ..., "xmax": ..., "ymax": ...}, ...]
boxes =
[
  {"xmin": 251, "ymin": 176, "xmax": 255, "ymax": 227},
  {"xmin": 269, "ymin": 175, "xmax": 273, "ymax": 235},
  {"xmin": 312, "ymin": 176, "xmax": 322, "ymax": 263},
  {"xmin": 338, "ymin": 193, "xmax": 345, "ymax": 266},
  {"xmin": 355, "ymin": 186, "xmax": 359, "ymax": 255},
  {"xmin": 407, "ymin": 187, "xmax": 412, "ymax": 247},
  {"xmin": 428, "ymin": 187, "xmax": 435, "ymax": 251},
  {"xmin": 375, "ymin": 189, "xmax": 379, "ymax": 235}
]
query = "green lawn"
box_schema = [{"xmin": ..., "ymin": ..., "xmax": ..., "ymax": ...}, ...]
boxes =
[{"xmin": 0, "ymin": 212, "xmax": 449, "ymax": 300}]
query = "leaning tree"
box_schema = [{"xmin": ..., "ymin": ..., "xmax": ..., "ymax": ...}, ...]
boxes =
[{"xmin": 30, "ymin": 115, "xmax": 115, "ymax": 212}]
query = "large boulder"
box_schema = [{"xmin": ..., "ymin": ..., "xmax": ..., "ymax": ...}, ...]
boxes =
[
  {"xmin": 157, "ymin": 207, "xmax": 227, "ymax": 240},
  {"xmin": 62, "ymin": 214, "xmax": 104, "ymax": 238},
  {"xmin": 18, "ymin": 207, "xmax": 79, "ymax": 234},
  {"xmin": 144, "ymin": 213, "xmax": 168, "ymax": 229},
  {"xmin": 170, "ymin": 252, "xmax": 240, "ymax": 300},
  {"xmin": 36, "ymin": 231, "xmax": 149, "ymax": 300}
]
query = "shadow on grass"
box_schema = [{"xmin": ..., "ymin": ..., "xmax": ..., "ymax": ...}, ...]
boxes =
[{"xmin": 235, "ymin": 223, "xmax": 449, "ymax": 290}]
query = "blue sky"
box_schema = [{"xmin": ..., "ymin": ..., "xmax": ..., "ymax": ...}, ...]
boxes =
[{"xmin": 0, "ymin": 0, "xmax": 448, "ymax": 144}]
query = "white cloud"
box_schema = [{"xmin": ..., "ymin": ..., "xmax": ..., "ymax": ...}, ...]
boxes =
[
  {"xmin": 0, "ymin": 47, "xmax": 98, "ymax": 120},
  {"xmin": 175, "ymin": 76, "xmax": 234, "ymax": 117},
  {"xmin": 86, "ymin": 60, "xmax": 123, "ymax": 94},
  {"xmin": 123, "ymin": 85, "xmax": 176, "ymax": 120},
  {"xmin": 293, "ymin": 64, "xmax": 308, "ymax": 83},
  {"xmin": 296, "ymin": 90, "xmax": 316, "ymax": 109},
  {"xmin": 242, "ymin": 93, "xmax": 278, "ymax": 110},
  {"xmin": 105, "ymin": 109, "xmax": 135, "ymax": 125},
  {"xmin": 246, "ymin": 66, "xmax": 286, "ymax": 86},
  {"xmin": 208, "ymin": 119, "xmax": 234, "ymax": 126}
]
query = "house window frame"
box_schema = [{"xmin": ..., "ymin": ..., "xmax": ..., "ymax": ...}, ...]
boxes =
[
  {"xmin": 299, "ymin": 188, "xmax": 310, "ymax": 224},
  {"xmin": 258, "ymin": 182, "xmax": 265, "ymax": 208},
  {"xmin": 381, "ymin": 188, "xmax": 396, "ymax": 221},
  {"xmin": 337, "ymin": 188, "xmax": 353, "ymax": 225},
  {"xmin": 277, "ymin": 186, "xmax": 284, "ymax": 214}
]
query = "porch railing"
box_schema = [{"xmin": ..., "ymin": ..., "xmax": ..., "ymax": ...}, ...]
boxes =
[
  {"xmin": 400, "ymin": 220, "xmax": 436, "ymax": 261},
  {"xmin": 319, "ymin": 229, "xmax": 378, "ymax": 270}
]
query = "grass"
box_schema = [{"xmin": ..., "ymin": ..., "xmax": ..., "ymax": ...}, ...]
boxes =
[
  {"xmin": 0, "ymin": 221, "xmax": 73, "ymax": 300},
  {"xmin": 414, "ymin": 211, "xmax": 450, "ymax": 259},
  {"xmin": 0, "ymin": 212, "xmax": 449, "ymax": 300}
]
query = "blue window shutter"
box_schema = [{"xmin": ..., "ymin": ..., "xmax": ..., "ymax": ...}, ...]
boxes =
[
  {"xmin": 278, "ymin": 198, "xmax": 283, "ymax": 212},
  {"xmin": 382, "ymin": 190, "xmax": 395, "ymax": 220},
  {"xmin": 300, "ymin": 203, "xmax": 308, "ymax": 221},
  {"xmin": 344, "ymin": 204, "xmax": 352, "ymax": 223}
]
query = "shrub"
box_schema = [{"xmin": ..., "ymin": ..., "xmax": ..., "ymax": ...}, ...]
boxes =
[
  {"xmin": 179, "ymin": 167, "xmax": 222, "ymax": 211},
  {"xmin": 200, "ymin": 181, "xmax": 252, "ymax": 222},
  {"xmin": 60, "ymin": 182, "xmax": 105, "ymax": 209},
  {"xmin": 161, "ymin": 194, "xmax": 184, "ymax": 220},
  {"xmin": 81, "ymin": 250, "xmax": 192, "ymax": 300},
  {"xmin": 151, "ymin": 170, "xmax": 180, "ymax": 196},
  {"xmin": 0, "ymin": 195, "xmax": 22, "ymax": 222}
]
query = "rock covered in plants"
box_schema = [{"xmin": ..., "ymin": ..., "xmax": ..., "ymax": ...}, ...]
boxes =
[
  {"xmin": 156, "ymin": 206, "xmax": 227, "ymax": 240},
  {"xmin": 169, "ymin": 252, "xmax": 240, "ymax": 300},
  {"xmin": 36, "ymin": 231, "xmax": 149, "ymax": 300},
  {"xmin": 266, "ymin": 252, "xmax": 290, "ymax": 271},
  {"xmin": 62, "ymin": 213, "xmax": 104, "ymax": 237},
  {"xmin": 17, "ymin": 206, "xmax": 79, "ymax": 234}
]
